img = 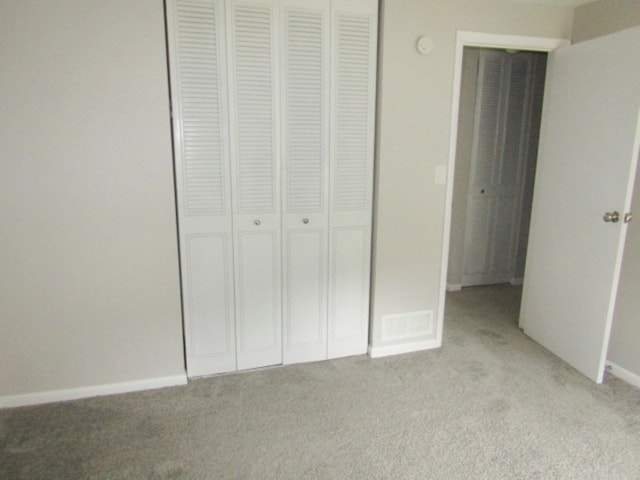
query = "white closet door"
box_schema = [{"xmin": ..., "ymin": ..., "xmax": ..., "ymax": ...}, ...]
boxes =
[
  {"xmin": 167, "ymin": 0, "xmax": 236, "ymax": 376},
  {"xmin": 462, "ymin": 50, "xmax": 533, "ymax": 287},
  {"xmin": 328, "ymin": 0, "xmax": 378, "ymax": 358},
  {"xmin": 281, "ymin": 0, "xmax": 330, "ymax": 364},
  {"xmin": 227, "ymin": 0, "xmax": 282, "ymax": 370}
]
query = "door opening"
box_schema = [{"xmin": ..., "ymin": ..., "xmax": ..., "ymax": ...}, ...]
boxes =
[
  {"xmin": 448, "ymin": 47, "xmax": 547, "ymax": 291},
  {"xmin": 435, "ymin": 32, "xmax": 566, "ymax": 348}
]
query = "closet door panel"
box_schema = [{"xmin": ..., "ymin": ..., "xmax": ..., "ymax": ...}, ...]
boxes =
[
  {"xmin": 227, "ymin": 0, "xmax": 282, "ymax": 369},
  {"xmin": 284, "ymin": 228, "xmax": 326, "ymax": 362},
  {"xmin": 185, "ymin": 235, "xmax": 235, "ymax": 370},
  {"xmin": 328, "ymin": 3, "xmax": 377, "ymax": 358},
  {"xmin": 330, "ymin": 226, "xmax": 370, "ymax": 355},
  {"xmin": 167, "ymin": 0, "xmax": 236, "ymax": 376},
  {"xmin": 235, "ymin": 228, "xmax": 281, "ymax": 369},
  {"xmin": 281, "ymin": 2, "xmax": 330, "ymax": 364}
]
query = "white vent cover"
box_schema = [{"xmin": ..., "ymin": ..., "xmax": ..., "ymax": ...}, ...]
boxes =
[{"xmin": 382, "ymin": 310, "xmax": 434, "ymax": 342}]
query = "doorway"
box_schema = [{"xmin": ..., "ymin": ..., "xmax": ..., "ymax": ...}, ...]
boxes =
[
  {"xmin": 447, "ymin": 47, "xmax": 547, "ymax": 291},
  {"xmin": 436, "ymin": 32, "xmax": 567, "ymax": 345}
]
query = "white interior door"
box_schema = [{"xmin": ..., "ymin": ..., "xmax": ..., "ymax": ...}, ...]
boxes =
[
  {"xmin": 462, "ymin": 50, "xmax": 533, "ymax": 287},
  {"xmin": 520, "ymin": 26, "xmax": 640, "ymax": 383}
]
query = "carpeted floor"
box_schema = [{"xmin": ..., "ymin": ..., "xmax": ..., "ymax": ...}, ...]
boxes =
[{"xmin": 2, "ymin": 285, "xmax": 640, "ymax": 479}]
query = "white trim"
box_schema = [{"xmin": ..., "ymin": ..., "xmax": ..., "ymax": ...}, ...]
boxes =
[
  {"xmin": 437, "ymin": 31, "xmax": 568, "ymax": 351},
  {"xmin": 510, "ymin": 277, "xmax": 524, "ymax": 286},
  {"xmin": 446, "ymin": 283, "xmax": 462, "ymax": 291},
  {"xmin": 0, "ymin": 374, "xmax": 188, "ymax": 409},
  {"xmin": 606, "ymin": 361, "xmax": 640, "ymax": 390},
  {"xmin": 368, "ymin": 339, "xmax": 440, "ymax": 358}
]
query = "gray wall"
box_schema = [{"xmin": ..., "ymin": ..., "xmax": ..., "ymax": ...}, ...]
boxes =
[
  {"xmin": 572, "ymin": 0, "xmax": 640, "ymax": 379},
  {"xmin": 371, "ymin": 0, "xmax": 573, "ymax": 350},
  {"xmin": 573, "ymin": 0, "xmax": 640, "ymax": 43},
  {"xmin": 0, "ymin": 0, "xmax": 185, "ymax": 397},
  {"xmin": 609, "ymin": 161, "xmax": 640, "ymax": 376},
  {"xmin": 447, "ymin": 48, "xmax": 478, "ymax": 289}
]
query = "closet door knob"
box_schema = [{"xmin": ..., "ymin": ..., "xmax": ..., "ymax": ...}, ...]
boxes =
[
  {"xmin": 254, "ymin": 219, "xmax": 261, "ymax": 226},
  {"xmin": 302, "ymin": 218, "xmax": 309, "ymax": 224}
]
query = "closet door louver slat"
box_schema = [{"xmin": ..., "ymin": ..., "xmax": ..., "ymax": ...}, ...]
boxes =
[
  {"xmin": 334, "ymin": 15, "xmax": 371, "ymax": 211},
  {"xmin": 285, "ymin": 9, "xmax": 325, "ymax": 213},
  {"xmin": 232, "ymin": 4, "xmax": 276, "ymax": 214},
  {"xmin": 177, "ymin": 1, "xmax": 226, "ymax": 214}
]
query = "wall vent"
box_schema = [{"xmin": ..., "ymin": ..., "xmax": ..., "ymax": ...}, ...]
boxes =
[{"xmin": 382, "ymin": 310, "xmax": 434, "ymax": 342}]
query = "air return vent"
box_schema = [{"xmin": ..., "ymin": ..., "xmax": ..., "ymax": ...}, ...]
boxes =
[{"xmin": 382, "ymin": 310, "xmax": 434, "ymax": 342}]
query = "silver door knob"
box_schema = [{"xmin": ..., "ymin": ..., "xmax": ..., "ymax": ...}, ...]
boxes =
[
  {"xmin": 302, "ymin": 218, "xmax": 309, "ymax": 224},
  {"xmin": 603, "ymin": 211, "xmax": 620, "ymax": 223},
  {"xmin": 254, "ymin": 219, "xmax": 261, "ymax": 226},
  {"xmin": 624, "ymin": 212, "xmax": 632, "ymax": 224}
]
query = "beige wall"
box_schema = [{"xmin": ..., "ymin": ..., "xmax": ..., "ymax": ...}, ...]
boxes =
[
  {"xmin": 573, "ymin": 0, "xmax": 640, "ymax": 378},
  {"xmin": 573, "ymin": 0, "xmax": 640, "ymax": 43},
  {"xmin": 371, "ymin": 0, "xmax": 573, "ymax": 349},
  {"xmin": 446, "ymin": 48, "xmax": 479, "ymax": 289},
  {"xmin": 0, "ymin": 0, "xmax": 185, "ymax": 397}
]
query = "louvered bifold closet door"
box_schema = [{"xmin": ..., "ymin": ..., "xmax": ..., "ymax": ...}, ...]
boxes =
[
  {"xmin": 227, "ymin": 0, "xmax": 282, "ymax": 370},
  {"xmin": 281, "ymin": 0, "xmax": 330, "ymax": 364},
  {"xmin": 328, "ymin": 0, "xmax": 378, "ymax": 358},
  {"xmin": 167, "ymin": 0, "xmax": 236, "ymax": 376}
]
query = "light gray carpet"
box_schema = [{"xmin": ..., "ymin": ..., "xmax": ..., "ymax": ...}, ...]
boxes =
[{"xmin": 2, "ymin": 285, "xmax": 640, "ymax": 479}]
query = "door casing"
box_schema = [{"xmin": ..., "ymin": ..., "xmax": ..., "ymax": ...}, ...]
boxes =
[{"xmin": 438, "ymin": 32, "xmax": 568, "ymax": 345}]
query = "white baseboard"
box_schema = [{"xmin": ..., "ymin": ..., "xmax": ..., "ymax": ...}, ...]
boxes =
[
  {"xmin": 510, "ymin": 277, "xmax": 523, "ymax": 286},
  {"xmin": 605, "ymin": 361, "xmax": 640, "ymax": 390},
  {"xmin": 368, "ymin": 339, "xmax": 440, "ymax": 358},
  {"xmin": 0, "ymin": 374, "xmax": 188, "ymax": 409},
  {"xmin": 446, "ymin": 283, "xmax": 462, "ymax": 291}
]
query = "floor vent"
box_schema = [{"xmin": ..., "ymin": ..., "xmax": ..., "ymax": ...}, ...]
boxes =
[{"xmin": 382, "ymin": 310, "xmax": 434, "ymax": 342}]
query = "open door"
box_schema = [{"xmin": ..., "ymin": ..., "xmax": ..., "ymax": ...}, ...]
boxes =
[{"xmin": 520, "ymin": 26, "xmax": 640, "ymax": 383}]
